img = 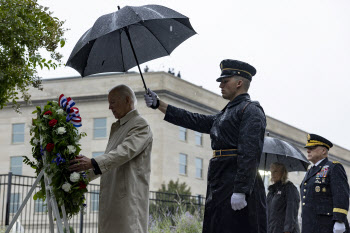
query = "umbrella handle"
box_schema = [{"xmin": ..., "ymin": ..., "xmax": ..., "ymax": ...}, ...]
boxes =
[{"xmin": 124, "ymin": 26, "xmax": 148, "ymax": 93}]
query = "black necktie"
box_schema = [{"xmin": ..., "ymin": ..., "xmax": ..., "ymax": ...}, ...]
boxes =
[{"xmin": 308, "ymin": 165, "xmax": 318, "ymax": 177}]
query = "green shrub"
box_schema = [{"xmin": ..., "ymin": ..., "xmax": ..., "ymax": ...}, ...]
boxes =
[{"xmin": 149, "ymin": 203, "xmax": 203, "ymax": 233}]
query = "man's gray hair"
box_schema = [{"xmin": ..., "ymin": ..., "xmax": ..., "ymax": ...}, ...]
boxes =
[
  {"xmin": 233, "ymin": 76, "xmax": 251, "ymax": 91},
  {"xmin": 108, "ymin": 84, "xmax": 137, "ymax": 106}
]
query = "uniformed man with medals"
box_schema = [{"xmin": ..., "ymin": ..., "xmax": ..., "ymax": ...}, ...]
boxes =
[
  {"xmin": 144, "ymin": 59, "xmax": 267, "ymax": 233},
  {"xmin": 301, "ymin": 134, "xmax": 349, "ymax": 233}
]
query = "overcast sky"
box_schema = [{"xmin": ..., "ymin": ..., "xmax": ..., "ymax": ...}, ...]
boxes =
[{"xmin": 37, "ymin": 0, "xmax": 350, "ymax": 150}]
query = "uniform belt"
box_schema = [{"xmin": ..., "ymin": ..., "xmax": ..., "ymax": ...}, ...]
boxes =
[{"xmin": 213, "ymin": 149, "xmax": 238, "ymax": 157}]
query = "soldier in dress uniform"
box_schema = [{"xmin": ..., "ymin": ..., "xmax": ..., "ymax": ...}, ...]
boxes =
[
  {"xmin": 300, "ymin": 134, "xmax": 349, "ymax": 233},
  {"xmin": 144, "ymin": 59, "xmax": 267, "ymax": 233}
]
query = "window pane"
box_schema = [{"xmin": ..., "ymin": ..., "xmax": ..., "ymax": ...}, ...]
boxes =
[
  {"xmin": 13, "ymin": 124, "xmax": 24, "ymax": 133},
  {"xmin": 92, "ymin": 152, "xmax": 104, "ymax": 158},
  {"xmin": 195, "ymin": 132, "xmax": 202, "ymax": 145},
  {"xmin": 179, "ymin": 154, "xmax": 187, "ymax": 164},
  {"xmin": 195, "ymin": 137, "xmax": 201, "ymax": 145},
  {"xmin": 10, "ymin": 157, "xmax": 23, "ymax": 175},
  {"xmin": 12, "ymin": 123, "xmax": 25, "ymax": 143},
  {"xmin": 34, "ymin": 199, "xmax": 47, "ymax": 213},
  {"xmin": 179, "ymin": 153, "xmax": 187, "ymax": 175},
  {"xmin": 179, "ymin": 127, "xmax": 187, "ymax": 141},
  {"xmin": 94, "ymin": 129, "xmax": 106, "ymax": 138},
  {"xmin": 93, "ymin": 118, "xmax": 107, "ymax": 138},
  {"xmin": 180, "ymin": 165, "xmax": 186, "ymax": 175},
  {"xmin": 195, "ymin": 158, "xmax": 203, "ymax": 178},
  {"xmin": 10, "ymin": 193, "xmax": 21, "ymax": 213},
  {"xmin": 94, "ymin": 118, "xmax": 106, "ymax": 128},
  {"xmin": 90, "ymin": 191, "xmax": 100, "ymax": 212},
  {"xmin": 196, "ymin": 169, "xmax": 202, "ymax": 178},
  {"xmin": 195, "ymin": 158, "xmax": 203, "ymax": 168},
  {"xmin": 12, "ymin": 134, "xmax": 25, "ymax": 143}
]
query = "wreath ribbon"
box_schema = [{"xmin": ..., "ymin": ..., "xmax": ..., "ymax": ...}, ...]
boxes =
[{"xmin": 59, "ymin": 94, "xmax": 82, "ymax": 127}]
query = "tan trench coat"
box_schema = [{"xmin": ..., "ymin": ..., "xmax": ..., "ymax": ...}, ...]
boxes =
[{"xmin": 89, "ymin": 110, "xmax": 153, "ymax": 233}]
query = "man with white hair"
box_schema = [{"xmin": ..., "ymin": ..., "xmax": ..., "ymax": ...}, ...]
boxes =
[
  {"xmin": 301, "ymin": 134, "xmax": 349, "ymax": 233},
  {"xmin": 70, "ymin": 84, "xmax": 153, "ymax": 233}
]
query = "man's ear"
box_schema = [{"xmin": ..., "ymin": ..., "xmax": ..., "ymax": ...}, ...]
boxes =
[
  {"xmin": 322, "ymin": 147, "xmax": 328, "ymax": 155},
  {"xmin": 125, "ymin": 95, "xmax": 132, "ymax": 105},
  {"xmin": 237, "ymin": 79, "xmax": 244, "ymax": 88}
]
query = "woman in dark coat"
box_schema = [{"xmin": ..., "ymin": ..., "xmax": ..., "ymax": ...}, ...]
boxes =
[{"xmin": 267, "ymin": 162, "xmax": 300, "ymax": 233}]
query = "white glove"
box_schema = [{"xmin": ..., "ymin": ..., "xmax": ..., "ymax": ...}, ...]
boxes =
[
  {"xmin": 230, "ymin": 193, "xmax": 247, "ymax": 211},
  {"xmin": 144, "ymin": 88, "xmax": 158, "ymax": 109},
  {"xmin": 334, "ymin": 222, "xmax": 346, "ymax": 233}
]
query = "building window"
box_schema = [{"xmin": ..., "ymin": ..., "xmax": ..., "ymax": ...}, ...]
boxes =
[
  {"xmin": 179, "ymin": 127, "xmax": 187, "ymax": 141},
  {"xmin": 34, "ymin": 199, "xmax": 47, "ymax": 213},
  {"xmin": 90, "ymin": 191, "xmax": 99, "ymax": 212},
  {"xmin": 10, "ymin": 156, "xmax": 23, "ymax": 175},
  {"xmin": 92, "ymin": 152, "xmax": 104, "ymax": 158},
  {"xmin": 195, "ymin": 158, "xmax": 203, "ymax": 179},
  {"xmin": 179, "ymin": 153, "xmax": 187, "ymax": 175},
  {"xmin": 12, "ymin": 123, "xmax": 25, "ymax": 143},
  {"xmin": 93, "ymin": 118, "xmax": 107, "ymax": 139},
  {"xmin": 10, "ymin": 193, "xmax": 21, "ymax": 213},
  {"xmin": 195, "ymin": 132, "xmax": 202, "ymax": 146}
]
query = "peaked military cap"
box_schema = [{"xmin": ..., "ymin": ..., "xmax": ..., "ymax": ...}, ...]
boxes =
[
  {"xmin": 304, "ymin": 133, "xmax": 333, "ymax": 149},
  {"xmin": 216, "ymin": 59, "xmax": 256, "ymax": 82}
]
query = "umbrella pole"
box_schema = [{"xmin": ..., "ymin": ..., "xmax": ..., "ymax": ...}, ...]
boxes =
[
  {"xmin": 263, "ymin": 153, "xmax": 267, "ymax": 184},
  {"xmin": 124, "ymin": 27, "xmax": 148, "ymax": 93}
]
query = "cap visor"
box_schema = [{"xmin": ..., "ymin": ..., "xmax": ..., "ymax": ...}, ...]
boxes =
[{"xmin": 216, "ymin": 75, "xmax": 234, "ymax": 82}]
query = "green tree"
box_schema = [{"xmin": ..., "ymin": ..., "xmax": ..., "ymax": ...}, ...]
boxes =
[
  {"xmin": 150, "ymin": 179, "xmax": 199, "ymax": 217},
  {"xmin": 158, "ymin": 179, "xmax": 191, "ymax": 195},
  {"xmin": 0, "ymin": 0, "xmax": 66, "ymax": 111}
]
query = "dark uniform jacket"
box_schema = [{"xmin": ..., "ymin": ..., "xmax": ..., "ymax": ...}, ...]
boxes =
[
  {"xmin": 300, "ymin": 158, "xmax": 350, "ymax": 233},
  {"xmin": 267, "ymin": 181, "xmax": 300, "ymax": 233},
  {"xmin": 164, "ymin": 93, "xmax": 267, "ymax": 233}
]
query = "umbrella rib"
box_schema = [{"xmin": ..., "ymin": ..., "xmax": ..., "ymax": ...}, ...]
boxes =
[
  {"xmin": 138, "ymin": 22, "xmax": 171, "ymax": 55},
  {"xmin": 119, "ymin": 30, "xmax": 126, "ymax": 71}
]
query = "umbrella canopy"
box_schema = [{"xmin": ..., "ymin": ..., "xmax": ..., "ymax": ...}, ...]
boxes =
[
  {"xmin": 259, "ymin": 136, "xmax": 310, "ymax": 172},
  {"xmin": 66, "ymin": 4, "xmax": 196, "ymax": 90}
]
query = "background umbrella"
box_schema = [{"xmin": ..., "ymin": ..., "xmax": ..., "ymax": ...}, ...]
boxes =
[
  {"xmin": 66, "ymin": 4, "xmax": 196, "ymax": 92},
  {"xmin": 259, "ymin": 135, "xmax": 310, "ymax": 181}
]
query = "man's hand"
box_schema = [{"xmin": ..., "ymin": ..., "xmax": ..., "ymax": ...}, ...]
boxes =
[
  {"xmin": 230, "ymin": 193, "xmax": 247, "ymax": 210},
  {"xmin": 69, "ymin": 155, "xmax": 93, "ymax": 172},
  {"xmin": 144, "ymin": 88, "xmax": 159, "ymax": 109},
  {"xmin": 334, "ymin": 222, "xmax": 346, "ymax": 233}
]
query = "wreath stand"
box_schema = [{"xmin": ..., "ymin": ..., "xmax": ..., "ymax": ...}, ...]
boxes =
[{"xmin": 5, "ymin": 143, "xmax": 70, "ymax": 233}]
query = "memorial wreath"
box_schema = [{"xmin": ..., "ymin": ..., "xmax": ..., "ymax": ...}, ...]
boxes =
[{"xmin": 24, "ymin": 94, "xmax": 88, "ymax": 219}]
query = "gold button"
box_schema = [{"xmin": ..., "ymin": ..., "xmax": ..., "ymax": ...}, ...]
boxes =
[
  {"xmin": 303, "ymin": 196, "xmax": 305, "ymax": 199},
  {"xmin": 304, "ymin": 189, "xmax": 306, "ymax": 192},
  {"xmin": 303, "ymin": 203, "xmax": 305, "ymax": 206},
  {"xmin": 327, "ymin": 213, "xmax": 330, "ymax": 215},
  {"xmin": 304, "ymin": 182, "xmax": 307, "ymax": 185}
]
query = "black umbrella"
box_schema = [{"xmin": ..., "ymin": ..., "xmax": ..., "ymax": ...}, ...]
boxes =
[
  {"xmin": 259, "ymin": 136, "xmax": 310, "ymax": 173},
  {"xmin": 66, "ymin": 4, "xmax": 196, "ymax": 92}
]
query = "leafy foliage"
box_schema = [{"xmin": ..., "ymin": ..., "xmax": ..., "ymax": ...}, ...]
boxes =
[
  {"xmin": 159, "ymin": 179, "xmax": 191, "ymax": 195},
  {"xmin": 23, "ymin": 99, "xmax": 87, "ymax": 219},
  {"xmin": 150, "ymin": 180, "xmax": 204, "ymax": 217},
  {"xmin": 0, "ymin": 0, "xmax": 66, "ymax": 111}
]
